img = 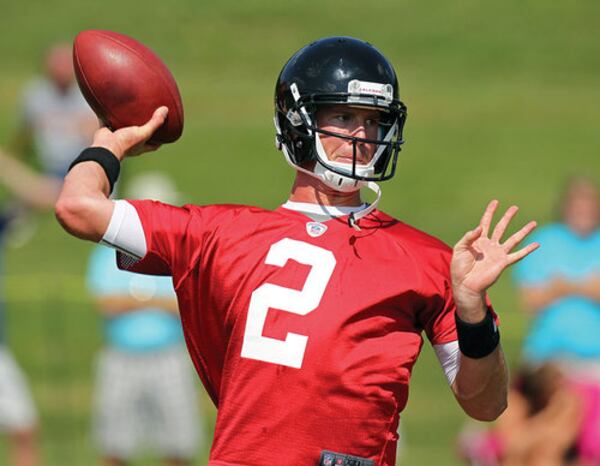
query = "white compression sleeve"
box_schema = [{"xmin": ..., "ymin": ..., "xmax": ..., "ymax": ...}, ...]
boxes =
[
  {"xmin": 433, "ymin": 340, "xmax": 461, "ymax": 386},
  {"xmin": 101, "ymin": 200, "xmax": 147, "ymax": 259}
]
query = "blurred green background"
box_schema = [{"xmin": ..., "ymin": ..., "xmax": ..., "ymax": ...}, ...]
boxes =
[{"xmin": 0, "ymin": 0, "xmax": 599, "ymax": 464}]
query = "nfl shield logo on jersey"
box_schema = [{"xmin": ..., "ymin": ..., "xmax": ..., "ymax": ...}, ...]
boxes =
[{"xmin": 306, "ymin": 221, "xmax": 328, "ymax": 238}]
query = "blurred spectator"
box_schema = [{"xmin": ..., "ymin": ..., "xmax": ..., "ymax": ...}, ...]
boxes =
[
  {"xmin": 7, "ymin": 42, "xmax": 97, "ymax": 179},
  {"xmin": 459, "ymin": 176, "xmax": 600, "ymax": 466},
  {"xmin": 2, "ymin": 41, "xmax": 96, "ymax": 248},
  {"xmin": 513, "ymin": 176, "xmax": 600, "ymax": 364},
  {"xmin": 513, "ymin": 176, "xmax": 600, "ymax": 465},
  {"xmin": 458, "ymin": 364, "xmax": 583, "ymax": 466},
  {"xmin": 0, "ymin": 39, "xmax": 96, "ymax": 466},
  {"xmin": 0, "ymin": 150, "xmax": 59, "ymax": 466},
  {"xmin": 86, "ymin": 173, "xmax": 203, "ymax": 466}
]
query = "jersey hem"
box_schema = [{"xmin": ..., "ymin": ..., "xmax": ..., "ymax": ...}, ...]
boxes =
[{"xmin": 208, "ymin": 461, "xmax": 252, "ymax": 466}]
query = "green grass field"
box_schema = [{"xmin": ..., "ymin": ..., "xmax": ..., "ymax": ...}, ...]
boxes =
[{"xmin": 1, "ymin": 1, "xmax": 599, "ymax": 464}]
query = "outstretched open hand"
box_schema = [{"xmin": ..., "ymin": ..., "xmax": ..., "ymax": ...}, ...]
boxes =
[{"xmin": 451, "ymin": 200, "xmax": 539, "ymax": 319}]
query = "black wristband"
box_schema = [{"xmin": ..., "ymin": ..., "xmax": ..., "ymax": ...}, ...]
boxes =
[
  {"xmin": 68, "ymin": 147, "xmax": 121, "ymax": 194},
  {"xmin": 455, "ymin": 308, "xmax": 500, "ymax": 359}
]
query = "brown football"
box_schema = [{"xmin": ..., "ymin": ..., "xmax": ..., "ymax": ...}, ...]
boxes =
[{"xmin": 73, "ymin": 30, "xmax": 183, "ymax": 144}]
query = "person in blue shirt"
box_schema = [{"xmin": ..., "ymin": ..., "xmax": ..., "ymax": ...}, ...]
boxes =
[
  {"xmin": 459, "ymin": 177, "xmax": 600, "ymax": 466},
  {"xmin": 0, "ymin": 150, "xmax": 58, "ymax": 466},
  {"xmin": 514, "ymin": 176, "xmax": 600, "ymax": 363},
  {"xmin": 86, "ymin": 173, "xmax": 203, "ymax": 466}
]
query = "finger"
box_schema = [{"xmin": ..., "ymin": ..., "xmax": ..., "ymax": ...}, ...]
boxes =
[
  {"xmin": 479, "ymin": 200, "xmax": 499, "ymax": 237},
  {"xmin": 128, "ymin": 141, "xmax": 163, "ymax": 157},
  {"xmin": 503, "ymin": 220, "xmax": 537, "ymax": 251},
  {"xmin": 507, "ymin": 241, "xmax": 540, "ymax": 265},
  {"xmin": 145, "ymin": 143, "xmax": 162, "ymax": 153},
  {"xmin": 138, "ymin": 106, "xmax": 169, "ymax": 140},
  {"xmin": 454, "ymin": 225, "xmax": 483, "ymax": 251},
  {"xmin": 491, "ymin": 205, "xmax": 519, "ymax": 242}
]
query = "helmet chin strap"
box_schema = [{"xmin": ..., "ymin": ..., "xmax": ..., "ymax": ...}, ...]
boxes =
[
  {"xmin": 275, "ymin": 117, "xmax": 382, "ymax": 230},
  {"xmin": 347, "ymin": 181, "xmax": 381, "ymax": 231},
  {"xmin": 312, "ymin": 162, "xmax": 363, "ymax": 193},
  {"xmin": 299, "ymin": 162, "xmax": 382, "ymax": 231},
  {"xmin": 284, "ymin": 153, "xmax": 382, "ymax": 231},
  {"xmin": 312, "ymin": 133, "xmax": 381, "ymax": 230},
  {"xmin": 313, "ymin": 132, "xmax": 374, "ymax": 192}
]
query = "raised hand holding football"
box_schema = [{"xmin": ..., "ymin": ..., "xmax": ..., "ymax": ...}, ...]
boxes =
[{"xmin": 73, "ymin": 29, "xmax": 184, "ymax": 144}]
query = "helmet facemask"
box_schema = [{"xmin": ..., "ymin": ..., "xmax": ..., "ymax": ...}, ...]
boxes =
[
  {"xmin": 273, "ymin": 36, "xmax": 408, "ymax": 228},
  {"xmin": 276, "ymin": 81, "xmax": 407, "ymax": 192}
]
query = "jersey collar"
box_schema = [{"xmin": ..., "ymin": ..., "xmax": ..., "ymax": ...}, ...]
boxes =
[{"xmin": 281, "ymin": 201, "xmax": 367, "ymax": 219}]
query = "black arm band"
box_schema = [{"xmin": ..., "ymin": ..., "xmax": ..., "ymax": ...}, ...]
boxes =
[
  {"xmin": 455, "ymin": 308, "xmax": 500, "ymax": 359},
  {"xmin": 68, "ymin": 147, "xmax": 121, "ymax": 195}
]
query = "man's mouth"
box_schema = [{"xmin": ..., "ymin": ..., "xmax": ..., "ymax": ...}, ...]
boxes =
[{"xmin": 335, "ymin": 155, "xmax": 368, "ymax": 165}]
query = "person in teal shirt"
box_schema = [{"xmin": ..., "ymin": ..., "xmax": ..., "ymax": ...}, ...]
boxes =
[
  {"xmin": 461, "ymin": 177, "xmax": 600, "ymax": 466},
  {"xmin": 87, "ymin": 244, "xmax": 186, "ymax": 353},
  {"xmin": 86, "ymin": 173, "xmax": 203, "ymax": 466},
  {"xmin": 514, "ymin": 177, "xmax": 600, "ymax": 363}
]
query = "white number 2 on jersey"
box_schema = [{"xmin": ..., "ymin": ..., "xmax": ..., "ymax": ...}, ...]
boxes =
[{"xmin": 240, "ymin": 238, "xmax": 336, "ymax": 369}]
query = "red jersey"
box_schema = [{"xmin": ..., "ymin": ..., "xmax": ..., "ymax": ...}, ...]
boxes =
[{"xmin": 120, "ymin": 201, "xmax": 458, "ymax": 465}]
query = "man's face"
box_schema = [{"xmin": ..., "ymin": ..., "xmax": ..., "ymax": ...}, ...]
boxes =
[
  {"xmin": 45, "ymin": 44, "xmax": 74, "ymax": 91},
  {"xmin": 562, "ymin": 180, "xmax": 599, "ymax": 236},
  {"xmin": 315, "ymin": 105, "xmax": 381, "ymax": 165}
]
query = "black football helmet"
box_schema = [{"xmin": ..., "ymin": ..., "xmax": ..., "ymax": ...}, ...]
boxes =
[{"xmin": 274, "ymin": 36, "xmax": 407, "ymax": 192}]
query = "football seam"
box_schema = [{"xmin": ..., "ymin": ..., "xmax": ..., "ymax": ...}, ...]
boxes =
[
  {"xmin": 74, "ymin": 43, "xmax": 121, "ymax": 130},
  {"xmin": 96, "ymin": 31, "xmax": 183, "ymax": 135}
]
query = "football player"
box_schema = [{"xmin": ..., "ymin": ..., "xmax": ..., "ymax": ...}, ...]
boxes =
[{"xmin": 55, "ymin": 37, "xmax": 539, "ymax": 465}]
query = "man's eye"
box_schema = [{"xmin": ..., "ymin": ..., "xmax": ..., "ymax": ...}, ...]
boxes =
[
  {"xmin": 365, "ymin": 118, "xmax": 382, "ymax": 129},
  {"xmin": 333, "ymin": 114, "xmax": 349, "ymax": 123}
]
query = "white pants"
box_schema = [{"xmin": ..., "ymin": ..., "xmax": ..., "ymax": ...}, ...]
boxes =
[
  {"xmin": 93, "ymin": 346, "xmax": 203, "ymax": 460},
  {"xmin": 0, "ymin": 346, "xmax": 37, "ymax": 431}
]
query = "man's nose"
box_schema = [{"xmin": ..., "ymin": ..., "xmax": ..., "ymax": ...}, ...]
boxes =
[{"xmin": 351, "ymin": 123, "xmax": 367, "ymax": 139}]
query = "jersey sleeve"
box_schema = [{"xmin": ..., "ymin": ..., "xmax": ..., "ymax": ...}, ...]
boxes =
[
  {"xmin": 417, "ymin": 248, "xmax": 498, "ymax": 346},
  {"xmin": 116, "ymin": 200, "xmax": 206, "ymax": 285},
  {"xmin": 421, "ymin": 277, "xmax": 458, "ymax": 345},
  {"xmin": 421, "ymin": 281, "xmax": 498, "ymax": 346}
]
